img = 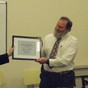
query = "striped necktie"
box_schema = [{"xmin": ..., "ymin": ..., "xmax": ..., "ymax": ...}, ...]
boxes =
[{"xmin": 49, "ymin": 38, "xmax": 61, "ymax": 59}]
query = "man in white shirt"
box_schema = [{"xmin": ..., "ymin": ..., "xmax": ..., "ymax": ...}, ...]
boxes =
[{"xmin": 36, "ymin": 17, "xmax": 78, "ymax": 88}]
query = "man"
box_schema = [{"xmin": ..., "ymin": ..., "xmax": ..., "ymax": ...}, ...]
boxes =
[
  {"xmin": 0, "ymin": 47, "xmax": 14, "ymax": 65},
  {"xmin": 36, "ymin": 17, "xmax": 78, "ymax": 88}
]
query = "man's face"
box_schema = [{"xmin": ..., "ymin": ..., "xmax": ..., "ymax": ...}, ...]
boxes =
[{"xmin": 54, "ymin": 20, "xmax": 69, "ymax": 38}]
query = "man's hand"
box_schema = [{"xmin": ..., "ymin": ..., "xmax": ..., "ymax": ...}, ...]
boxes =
[{"xmin": 36, "ymin": 57, "xmax": 48, "ymax": 64}]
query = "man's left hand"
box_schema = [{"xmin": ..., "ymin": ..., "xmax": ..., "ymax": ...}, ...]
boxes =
[{"xmin": 36, "ymin": 57, "xmax": 48, "ymax": 64}]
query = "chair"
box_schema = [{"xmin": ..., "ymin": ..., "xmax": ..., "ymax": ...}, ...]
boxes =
[
  {"xmin": 0, "ymin": 69, "xmax": 5, "ymax": 86},
  {"xmin": 76, "ymin": 75, "xmax": 88, "ymax": 88},
  {"xmin": 23, "ymin": 69, "xmax": 40, "ymax": 88},
  {"xmin": 80, "ymin": 75, "xmax": 88, "ymax": 88}
]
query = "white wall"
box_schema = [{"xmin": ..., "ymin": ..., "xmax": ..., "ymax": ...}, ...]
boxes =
[{"xmin": 0, "ymin": 0, "xmax": 88, "ymax": 88}]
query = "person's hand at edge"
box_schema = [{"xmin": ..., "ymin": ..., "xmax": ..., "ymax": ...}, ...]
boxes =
[{"xmin": 7, "ymin": 47, "xmax": 15, "ymax": 57}]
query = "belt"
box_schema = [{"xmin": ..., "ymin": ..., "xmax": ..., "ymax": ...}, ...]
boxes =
[
  {"xmin": 43, "ymin": 70, "xmax": 73, "ymax": 75},
  {"xmin": 57, "ymin": 70, "xmax": 71, "ymax": 75}
]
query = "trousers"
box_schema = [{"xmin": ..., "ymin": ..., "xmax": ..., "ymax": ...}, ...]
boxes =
[{"xmin": 39, "ymin": 70, "xmax": 75, "ymax": 88}]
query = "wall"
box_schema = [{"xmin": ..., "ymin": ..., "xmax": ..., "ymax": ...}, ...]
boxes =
[
  {"xmin": 0, "ymin": 2, "xmax": 7, "ymax": 55},
  {"xmin": 0, "ymin": 0, "xmax": 88, "ymax": 88}
]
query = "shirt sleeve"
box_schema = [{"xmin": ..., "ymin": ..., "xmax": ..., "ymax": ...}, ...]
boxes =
[
  {"xmin": 0, "ymin": 53, "xmax": 9, "ymax": 65},
  {"xmin": 49, "ymin": 40, "xmax": 78, "ymax": 67}
]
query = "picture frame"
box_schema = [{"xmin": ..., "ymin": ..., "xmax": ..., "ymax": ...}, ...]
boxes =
[{"xmin": 12, "ymin": 35, "xmax": 41, "ymax": 60}]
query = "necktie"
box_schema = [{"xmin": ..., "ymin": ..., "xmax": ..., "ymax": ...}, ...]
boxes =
[{"xmin": 49, "ymin": 38, "xmax": 61, "ymax": 59}]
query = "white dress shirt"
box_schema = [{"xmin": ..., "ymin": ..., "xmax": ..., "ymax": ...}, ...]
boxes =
[{"xmin": 42, "ymin": 33, "xmax": 78, "ymax": 72}]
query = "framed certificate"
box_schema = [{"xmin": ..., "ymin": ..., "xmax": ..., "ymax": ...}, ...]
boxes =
[{"xmin": 12, "ymin": 35, "xmax": 41, "ymax": 60}]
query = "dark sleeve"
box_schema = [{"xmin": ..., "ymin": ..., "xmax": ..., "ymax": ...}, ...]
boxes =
[{"xmin": 0, "ymin": 53, "xmax": 9, "ymax": 65}]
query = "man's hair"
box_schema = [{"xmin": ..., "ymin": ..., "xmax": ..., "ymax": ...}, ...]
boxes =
[{"xmin": 60, "ymin": 16, "xmax": 73, "ymax": 31}]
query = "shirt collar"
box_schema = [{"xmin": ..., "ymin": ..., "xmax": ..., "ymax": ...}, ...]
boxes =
[{"xmin": 61, "ymin": 33, "xmax": 69, "ymax": 41}]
